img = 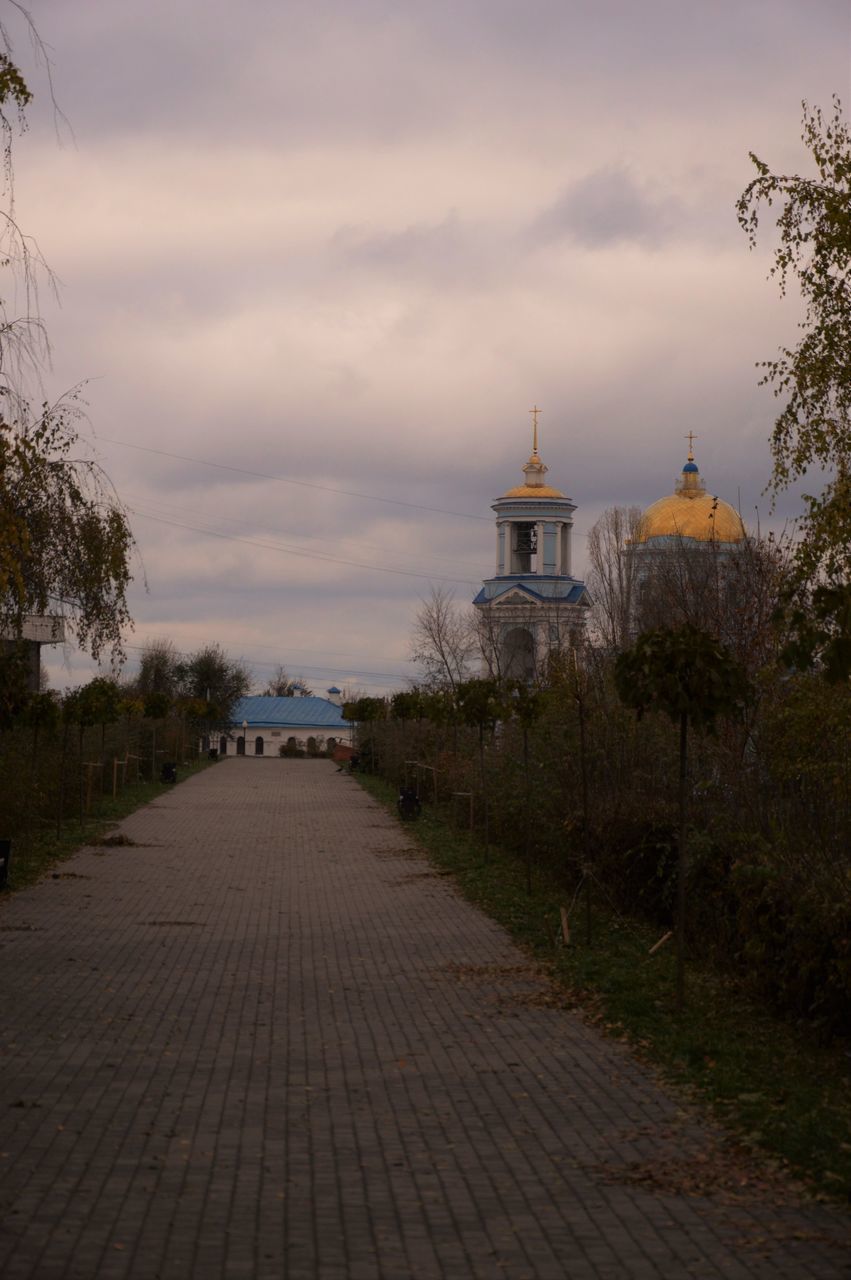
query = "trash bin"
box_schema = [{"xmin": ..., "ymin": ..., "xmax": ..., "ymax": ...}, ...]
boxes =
[
  {"xmin": 161, "ymin": 762, "xmax": 177, "ymax": 783},
  {"xmin": 0, "ymin": 840, "xmax": 10, "ymax": 890},
  {"xmin": 397, "ymin": 787, "xmax": 421, "ymax": 821}
]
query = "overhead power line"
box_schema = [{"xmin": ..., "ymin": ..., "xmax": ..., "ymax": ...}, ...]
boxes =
[
  {"xmin": 99, "ymin": 436, "xmax": 491, "ymax": 522},
  {"xmin": 128, "ymin": 507, "xmax": 479, "ymax": 588},
  {"xmin": 124, "ymin": 490, "xmax": 487, "ymax": 578}
]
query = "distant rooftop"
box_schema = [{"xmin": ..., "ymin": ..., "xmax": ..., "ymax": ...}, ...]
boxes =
[{"xmin": 231, "ymin": 696, "xmax": 348, "ymax": 730}]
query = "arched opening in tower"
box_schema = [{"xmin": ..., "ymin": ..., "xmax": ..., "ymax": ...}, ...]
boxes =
[{"xmin": 503, "ymin": 627, "xmax": 535, "ymax": 682}]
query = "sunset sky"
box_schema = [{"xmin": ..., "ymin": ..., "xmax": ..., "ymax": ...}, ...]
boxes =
[{"xmin": 12, "ymin": 0, "xmax": 851, "ymax": 694}]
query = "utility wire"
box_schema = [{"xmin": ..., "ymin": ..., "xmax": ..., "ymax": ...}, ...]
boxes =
[
  {"xmin": 124, "ymin": 490, "xmax": 487, "ymax": 579},
  {"xmin": 100, "ymin": 436, "xmax": 491, "ymax": 522},
  {"xmin": 127, "ymin": 507, "xmax": 479, "ymax": 588}
]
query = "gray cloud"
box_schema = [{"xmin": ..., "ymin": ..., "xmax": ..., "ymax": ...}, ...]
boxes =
[
  {"xmin": 533, "ymin": 168, "xmax": 683, "ymax": 248},
  {"xmin": 331, "ymin": 213, "xmax": 498, "ymax": 288},
  {"xmin": 19, "ymin": 0, "xmax": 851, "ymax": 694}
]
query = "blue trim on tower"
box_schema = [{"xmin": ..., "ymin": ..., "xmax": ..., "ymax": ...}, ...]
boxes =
[{"xmin": 474, "ymin": 577, "xmax": 590, "ymax": 606}]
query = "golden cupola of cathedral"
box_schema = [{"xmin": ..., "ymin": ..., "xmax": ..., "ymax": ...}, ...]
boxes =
[{"xmin": 634, "ymin": 440, "xmax": 746, "ymax": 545}]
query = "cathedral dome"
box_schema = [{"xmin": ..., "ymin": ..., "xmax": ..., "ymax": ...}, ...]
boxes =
[{"xmin": 634, "ymin": 451, "xmax": 746, "ymax": 545}]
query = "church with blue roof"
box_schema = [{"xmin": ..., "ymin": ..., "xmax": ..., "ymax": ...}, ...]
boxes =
[{"xmin": 218, "ymin": 689, "xmax": 352, "ymax": 757}]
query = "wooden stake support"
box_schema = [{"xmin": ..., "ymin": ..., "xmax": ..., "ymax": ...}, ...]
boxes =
[
  {"xmin": 417, "ymin": 763, "xmax": 439, "ymax": 803},
  {"xmin": 649, "ymin": 930, "xmax": 673, "ymax": 956},
  {"xmin": 451, "ymin": 791, "xmax": 473, "ymax": 830},
  {"xmin": 560, "ymin": 906, "xmax": 571, "ymax": 945},
  {"xmin": 85, "ymin": 762, "xmax": 103, "ymax": 814}
]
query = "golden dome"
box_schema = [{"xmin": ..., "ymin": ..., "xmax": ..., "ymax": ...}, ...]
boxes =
[
  {"xmin": 636, "ymin": 493, "xmax": 746, "ymax": 543},
  {"xmin": 500, "ymin": 427, "xmax": 566, "ymax": 499},
  {"xmin": 502, "ymin": 482, "xmax": 567, "ymax": 499},
  {"xmin": 634, "ymin": 454, "xmax": 746, "ymax": 544}
]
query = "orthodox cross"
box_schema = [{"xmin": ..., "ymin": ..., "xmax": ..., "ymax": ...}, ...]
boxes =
[
  {"xmin": 685, "ymin": 430, "xmax": 697, "ymax": 458},
  {"xmin": 530, "ymin": 405, "xmax": 542, "ymax": 453}
]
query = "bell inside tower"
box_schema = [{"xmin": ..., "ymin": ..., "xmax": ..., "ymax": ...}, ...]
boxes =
[{"xmin": 512, "ymin": 522, "xmax": 537, "ymax": 573}]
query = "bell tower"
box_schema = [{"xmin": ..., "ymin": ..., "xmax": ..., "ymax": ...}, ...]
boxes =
[{"xmin": 473, "ymin": 408, "xmax": 590, "ymax": 681}]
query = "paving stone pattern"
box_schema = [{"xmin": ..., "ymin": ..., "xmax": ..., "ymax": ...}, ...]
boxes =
[{"xmin": 0, "ymin": 760, "xmax": 848, "ymax": 1279}]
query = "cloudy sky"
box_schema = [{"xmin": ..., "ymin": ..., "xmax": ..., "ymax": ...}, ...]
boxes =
[{"xmin": 9, "ymin": 0, "xmax": 851, "ymax": 694}]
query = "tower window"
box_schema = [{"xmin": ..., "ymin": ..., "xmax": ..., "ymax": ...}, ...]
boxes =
[{"xmin": 512, "ymin": 522, "xmax": 537, "ymax": 573}]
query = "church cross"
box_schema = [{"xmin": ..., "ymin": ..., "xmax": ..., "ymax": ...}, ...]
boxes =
[
  {"xmin": 685, "ymin": 430, "xmax": 697, "ymax": 458},
  {"xmin": 530, "ymin": 405, "xmax": 542, "ymax": 453}
]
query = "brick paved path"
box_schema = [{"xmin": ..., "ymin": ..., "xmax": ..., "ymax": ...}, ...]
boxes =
[{"xmin": 0, "ymin": 760, "xmax": 848, "ymax": 1279}]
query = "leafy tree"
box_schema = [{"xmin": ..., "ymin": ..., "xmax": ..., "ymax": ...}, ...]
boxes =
[
  {"xmin": 0, "ymin": 14, "xmax": 134, "ymax": 664},
  {"xmin": 143, "ymin": 690, "xmax": 171, "ymax": 721},
  {"xmin": 0, "ymin": 6, "xmax": 54, "ymax": 403},
  {"xmin": 176, "ymin": 696, "xmax": 209, "ymax": 722},
  {"xmin": 343, "ymin": 695, "xmax": 386, "ymax": 770},
  {"xmin": 76, "ymin": 676, "xmax": 122, "ymax": 773},
  {"xmin": 175, "ymin": 644, "xmax": 251, "ymax": 725},
  {"xmin": 417, "ymin": 689, "xmax": 456, "ymax": 728},
  {"xmin": 76, "ymin": 676, "xmax": 122, "ymax": 728},
  {"xmin": 0, "ymin": 389, "xmax": 134, "ymax": 667},
  {"xmin": 119, "ymin": 694, "xmax": 144, "ymax": 720},
  {"xmin": 782, "ymin": 581, "xmax": 851, "ymax": 683},
  {"xmin": 342, "ymin": 696, "xmax": 386, "ymax": 723},
  {"xmin": 23, "ymin": 688, "xmax": 59, "ymax": 734},
  {"xmin": 615, "ymin": 626, "xmax": 750, "ymax": 1009},
  {"xmin": 738, "ymin": 97, "xmax": 851, "ymax": 675},
  {"xmin": 390, "ymin": 689, "xmax": 423, "ymax": 723},
  {"xmin": 62, "ymin": 681, "xmax": 106, "ymax": 818},
  {"xmin": 507, "ymin": 679, "xmax": 544, "ymax": 893},
  {"xmin": 455, "ymin": 679, "xmax": 505, "ymax": 732},
  {"xmin": 135, "ymin": 639, "xmax": 179, "ymax": 698},
  {"xmin": 456, "ymin": 678, "xmax": 507, "ymax": 856},
  {"xmin": 0, "ymin": 640, "xmax": 29, "ymax": 727}
]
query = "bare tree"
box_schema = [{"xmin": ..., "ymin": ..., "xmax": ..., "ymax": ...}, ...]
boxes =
[
  {"xmin": 410, "ymin": 585, "xmax": 476, "ymax": 691},
  {"xmin": 260, "ymin": 665, "xmax": 312, "ymax": 697},
  {"xmin": 469, "ymin": 603, "xmax": 503, "ymax": 681},
  {"xmin": 635, "ymin": 529, "xmax": 794, "ymax": 677},
  {"xmin": 586, "ymin": 505, "xmax": 644, "ymax": 651}
]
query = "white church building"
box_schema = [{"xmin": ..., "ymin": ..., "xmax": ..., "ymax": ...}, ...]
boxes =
[{"xmin": 216, "ymin": 688, "xmax": 353, "ymax": 757}]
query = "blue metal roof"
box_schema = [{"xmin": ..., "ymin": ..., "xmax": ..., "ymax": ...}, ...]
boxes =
[
  {"xmin": 473, "ymin": 577, "xmax": 590, "ymax": 606},
  {"xmin": 231, "ymin": 696, "xmax": 349, "ymax": 730}
]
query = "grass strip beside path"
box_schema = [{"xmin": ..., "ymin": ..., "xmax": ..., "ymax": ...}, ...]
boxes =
[
  {"xmin": 357, "ymin": 771, "xmax": 851, "ymax": 1205},
  {"xmin": 2, "ymin": 756, "xmax": 216, "ymax": 893}
]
